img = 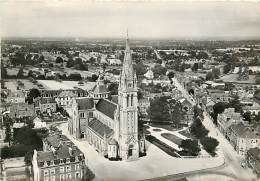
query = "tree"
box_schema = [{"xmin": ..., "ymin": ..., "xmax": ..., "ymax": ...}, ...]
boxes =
[
  {"xmin": 167, "ymin": 71, "xmax": 174, "ymax": 84},
  {"xmin": 4, "ymin": 122, "xmax": 13, "ymax": 146},
  {"xmin": 200, "ymin": 137, "xmax": 219, "ymax": 156},
  {"xmin": 168, "ymin": 99, "xmax": 186, "ymax": 126},
  {"xmin": 223, "ymin": 64, "xmax": 232, "ymax": 74},
  {"xmin": 224, "ymin": 82, "xmax": 235, "ymax": 91},
  {"xmin": 134, "ymin": 61, "xmax": 147, "ymax": 76},
  {"xmin": 17, "ymin": 67, "xmax": 24, "ymax": 78},
  {"xmin": 148, "ymin": 96, "xmax": 171, "ymax": 123},
  {"xmin": 179, "ymin": 139, "xmax": 201, "ymax": 156},
  {"xmin": 1, "ymin": 64, "xmax": 8, "ymax": 78},
  {"xmin": 56, "ymin": 56, "xmax": 63, "ymax": 63},
  {"xmin": 91, "ymin": 74, "xmax": 99, "ymax": 82},
  {"xmin": 66, "ymin": 58, "xmax": 74, "ymax": 68},
  {"xmin": 228, "ymin": 95, "xmax": 242, "ymax": 113},
  {"xmin": 212, "ymin": 68, "xmax": 220, "ymax": 79},
  {"xmin": 206, "ymin": 72, "xmax": 214, "ymax": 81},
  {"xmin": 152, "ymin": 64, "xmax": 167, "ymax": 78},
  {"xmin": 68, "ymin": 73, "xmax": 82, "ymax": 81},
  {"xmin": 24, "ymin": 151, "xmax": 33, "ymax": 166},
  {"xmin": 212, "ymin": 102, "xmax": 228, "ymax": 124},
  {"xmin": 194, "ymin": 105, "xmax": 204, "ymax": 119},
  {"xmin": 192, "ymin": 63, "xmax": 199, "ymax": 72},
  {"xmin": 243, "ymin": 111, "xmax": 251, "ymax": 123},
  {"xmin": 190, "ymin": 117, "xmax": 209, "ymax": 139},
  {"xmin": 108, "ymin": 82, "xmax": 119, "ymax": 95},
  {"xmin": 27, "ymin": 88, "xmax": 41, "ymax": 104}
]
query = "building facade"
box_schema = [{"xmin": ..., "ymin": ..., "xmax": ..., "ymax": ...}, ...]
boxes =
[{"xmin": 32, "ymin": 134, "xmax": 89, "ymax": 181}]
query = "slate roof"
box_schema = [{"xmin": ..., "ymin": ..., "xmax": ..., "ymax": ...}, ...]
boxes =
[
  {"xmin": 91, "ymin": 84, "xmax": 108, "ymax": 94},
  {"xmin": 110, "ymin": 95, "xmax": 118, "ymax": 104},
  {"xmin": 76, "ymin": 97, "xmax": 94, "ymax": 110},
  {"xmin": 58, "ymin": 91, "xmax": 77, "ymax": 98},
  {"xmin": 45, "ymin": 134, "xmax": 70, "ymax": 148},
  {"xmin": 248, "ymin": 147, "xmax": 260, "ymax": 159},
  {"xmin": 230, "ymin": 123, "xmax": 260, "ymax": 139},
  {"xmin": 88, "ymin": 118, "xmax": 113, "ymax": 138},
  {"xmin": 40, "ymin": 98, "xmax": 56, "ymax": 104},
  {"xmin": 37, "ymin": 144, "xmax": 83, "ymax": 162},
  {"xmin": 96, "ymin": 99, "xmax": 117, "ymax": 119}
]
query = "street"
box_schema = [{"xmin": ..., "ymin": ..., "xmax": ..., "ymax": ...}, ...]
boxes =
[{"xmin": 172, "ymin": 77, "xmax": 258, "ymax": 181}]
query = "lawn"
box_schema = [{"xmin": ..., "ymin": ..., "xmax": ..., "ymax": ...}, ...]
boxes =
[
  {"xmin": 178, "ymin": 129, "xmax": 194, "ymax": 139},
  {"xmin": 152, "ymin": 128, "xmax": 162, "ymax": 132},
  {"xmin": 161, "ymin": 133, "xmax": 183, "ymax": 146},
  {"xmin": 146, "ymin": 135, "xmax": 180, "ymax": 158}
]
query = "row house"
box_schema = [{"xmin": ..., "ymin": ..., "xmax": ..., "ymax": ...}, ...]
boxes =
[
  {"xmin": 228, "ymin": 123, "xmax": 260, "ymax": 156},
  {"xmin": 32, "ymin": 144, "xmax": 87, "ymax": 181},
  {"xmin": 246, "ymin": 147, "xmax": 260, "ymax": 177},
  {"xmin": 35, "ymin": 98, "xmax": 57, "ymax": 114},
  {"xmin": 9, "ymin": 103, "xmax": 35, "ymax": 118},
  {"xmin": 55, "ymin": 91, "xmax": 77, "ymax": 108},
  {"xmin": 6, "ymin": 90, "xmax": 26, "ymax": 104},
  {"xmin": 217, "ymin": 108, "xmax": 243, "ymax": 137},
  {"xmin": 207, "ymin": 89, "xmax": 232, "ymax": 103}
]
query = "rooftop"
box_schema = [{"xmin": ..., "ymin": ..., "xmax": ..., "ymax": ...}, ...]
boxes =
[
  {"xmin": 96, "ymin": 99, "xmax": 117, "ymax": 119},
  {"xmin": 76, "ymin": 97, "xmax": 94, "ymax": 110},
  {"xmin": 88, "ymin": 118, "xmax": 114, "ymax": 138}
]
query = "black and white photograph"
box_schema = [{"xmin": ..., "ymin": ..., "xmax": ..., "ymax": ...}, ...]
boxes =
[{"xmin": 0, "ymin": 1, "xmax": 260, "ymax": 181}]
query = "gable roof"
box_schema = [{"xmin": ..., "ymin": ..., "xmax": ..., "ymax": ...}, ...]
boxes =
[
  {"xmin": 91, "ymin": 84, "xmax": 108, "ymax": 94},
  {"xmin": 96, "ymin": 99, "xmax": 117, "ymax": 119},
  {"xmin": 110, "ymin": 95, "xmax": 118, "ymax": 104},
  {"xmin": 88, "ymin": 118, "xmax": 114, "ymax": 138},
  {"xmin": 37, "ymin": 144, "xmax": 83, "ymax": 162},
  {"xmin": 58, "ymin": 91, "xmax": 77, "ymax": 98},
  {"xmin": 76, "ymin": 97, "xmax": 94, "ymax": 110},
  {"xmin": 40, "ymin": 97, "xmax": 56, "ymax": 104}
]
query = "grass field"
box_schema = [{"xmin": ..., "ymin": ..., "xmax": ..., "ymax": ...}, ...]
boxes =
[{"xmin": 161, "ymin": 133, "xmax": 183, "ymax": 146}]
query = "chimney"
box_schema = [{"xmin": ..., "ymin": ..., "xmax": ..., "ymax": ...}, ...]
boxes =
[{"xmin": 68, "ymin": 147, "xmax": 72, "ymax": 156}]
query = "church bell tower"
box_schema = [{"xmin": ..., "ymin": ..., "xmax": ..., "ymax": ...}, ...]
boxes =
[{"xmin": 118, "ymin": 32, "xmax": 139, "ymax": 160}]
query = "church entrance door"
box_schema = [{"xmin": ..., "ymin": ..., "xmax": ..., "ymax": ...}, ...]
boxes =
[{"xmin": 128, "ymin": 145, "xmax": 133, "ymax": 157}]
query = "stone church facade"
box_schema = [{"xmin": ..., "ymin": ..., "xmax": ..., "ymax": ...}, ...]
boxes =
[{"xmin": 69, "ymin": 36, "xmax": 145, "ymax": 161}]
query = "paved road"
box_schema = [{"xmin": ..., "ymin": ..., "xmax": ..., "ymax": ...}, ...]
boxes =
[{"xmin": 172, "ymin": 77, "xmax": 257, "ymax": 181}]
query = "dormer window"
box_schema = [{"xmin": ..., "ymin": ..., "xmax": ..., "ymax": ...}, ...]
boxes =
[{"xmin": 128, "ymin": 83, "xmax": 132, "ymax": 88}]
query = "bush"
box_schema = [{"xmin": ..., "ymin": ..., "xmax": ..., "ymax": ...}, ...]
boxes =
[
  {"xmin": 179, "ymin": 139, "xmax": 201, "ymax": 156},
  {"xmin": 190, "ymin": 118, "xmax": 209, "ymax": 139},
  {"xmin": 200, "ymin": 137, "xmax": 219, "ymax": 156}
]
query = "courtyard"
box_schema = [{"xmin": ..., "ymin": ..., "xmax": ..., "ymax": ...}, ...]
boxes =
[{"xmin": 58, "ymin": 123, "xmax": 224, "ymax": 181}]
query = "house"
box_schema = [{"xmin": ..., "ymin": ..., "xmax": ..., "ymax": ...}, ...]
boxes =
[
  {"xmin": 89, "ymin": 75, "xmax": 109, "ymax": 101},
  {"xmin": 178, "ymin": 98, "xmax": 194, "ymax": 124},
  {"xmin": 9, "ymin": 103, "xmax": 35, "ymax": 118},
  {"xmin": 207, "ymin": 89, "xmax": 232, "ymax": 103},
  {"xmin": 33, "ymin": 117, "xmax": 47, "ymax": 129},
  {"xmin": 217, "ymin": 108, "xmax": 243, "ymax": 137},
  {"xmin": 144, "ymin": 68, "xmax": 154, "ymax": 80},
  {"xmin": 68, "ymin": 37, "xmax": 145, "ymax": 161},
  {"xmin": 2, "ymin": 157, "xmax": 30, "ymax": 181},
  {"xmin": 32, "ymin": 141, "xmax": 88, "ymax": 181},
  {"xmin": 246, "ymin": 147, "xmax": 260, "ymax": 177},
  {"xmin": 228, "ymin": 123, "xmax": 260, "ymax": 156},
  {"xmin": 138, "ymin": 98, "xmax": 150, "ymax": 116},
  {"xmin": 55, "ymin": 91, "xmax": 77, "ymax": 108},
  {"xmin": 6, "ymin": 90, "xmax": 26, "ymax": 104},
  {"xmin": 35, "ymin": 98, "xmax": 57, "ymax": 114}
]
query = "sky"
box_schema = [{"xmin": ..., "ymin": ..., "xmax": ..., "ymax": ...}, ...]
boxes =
[{"xmin": 0, "ymin": 0, "xmax": 260, "ymax": 40}]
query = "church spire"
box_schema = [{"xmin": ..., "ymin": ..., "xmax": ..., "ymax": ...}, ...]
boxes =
[{"xmin": 122, "ymin": 30, "xmax": 134, "ymax": 78}]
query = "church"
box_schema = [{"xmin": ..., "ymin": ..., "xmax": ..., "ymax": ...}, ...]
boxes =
[{"xmin": 68, "ymin": 35, "xmax": 145, "ymax": 161}]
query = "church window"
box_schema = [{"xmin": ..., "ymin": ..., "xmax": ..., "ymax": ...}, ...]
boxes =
[
  {"xmin": 128, "ymin": 83, "xmax": 132, "ymax": 88},
  {"xmin": 131, "ymin": 95, "xmax": 133, "ymax": 106}
]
